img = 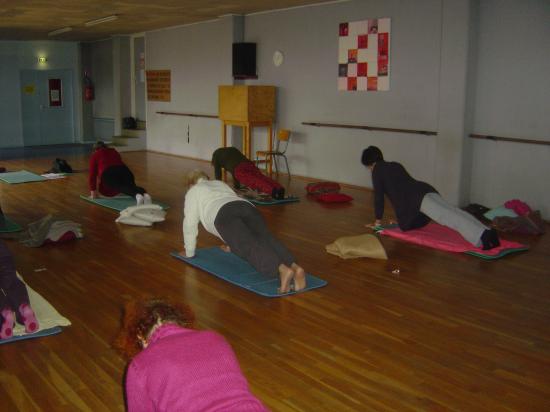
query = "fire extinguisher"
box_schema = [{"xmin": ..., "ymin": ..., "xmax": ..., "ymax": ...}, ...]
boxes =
[{"xmin": 84, "ymin": 71, "xmax": 94, "ymax": 101}]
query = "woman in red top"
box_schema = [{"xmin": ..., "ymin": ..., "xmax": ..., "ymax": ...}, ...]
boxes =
[{"xmin": 89, "ymin": 141, "xmax": 152, "ymax": 205}]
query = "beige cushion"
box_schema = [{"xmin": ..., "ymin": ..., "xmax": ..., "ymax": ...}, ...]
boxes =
[{"xmin": 326, "ymin": 233, "xmax": 387, "ymax": 260}]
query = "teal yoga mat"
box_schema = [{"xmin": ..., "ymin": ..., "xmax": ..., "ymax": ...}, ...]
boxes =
[
  {"xmin": 80, "ymin": 194, "xmax": 169, "ymax": 212},
  {"xmin": 0, "ymin": 170, "xmax": 47, "ymax": 184},
  {"xmin": 0, "ymin": 326, "xmax": 63, "ymax": 345},
  {"xmin": 171, "ymin": 247, "xmax": 327, "ymax": 297},
  {"xmin": 0, "ymin": 216, "xmax": 23, "ymax": 233},
  {"xmin": 248, "ymin": 196, "xmax": 299, "ymax": 206}
]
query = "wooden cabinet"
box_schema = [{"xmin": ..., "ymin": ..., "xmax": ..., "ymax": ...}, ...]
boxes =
[
  {"xmin": 218, "ymin": 85, "xmax": 276, "ymax": 173},
  {"xmin": 218, "ymin": 85, "xmax": 275, "ymax": 122}
]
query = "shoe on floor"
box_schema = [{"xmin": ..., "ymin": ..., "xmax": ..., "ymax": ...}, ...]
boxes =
[{"xmin": 481, "ymin": 228, "xmax": 500, "ymax": 250}]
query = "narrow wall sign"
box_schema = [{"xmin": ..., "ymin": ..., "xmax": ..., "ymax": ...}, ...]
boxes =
[{"xmin": 49, "ymin": 78, "xmax": 62, "ymax": 106}]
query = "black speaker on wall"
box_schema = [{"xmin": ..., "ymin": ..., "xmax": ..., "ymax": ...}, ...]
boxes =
[{"xmin": 233, "ymin": 43, "xmax": 257, "ymax": 79}]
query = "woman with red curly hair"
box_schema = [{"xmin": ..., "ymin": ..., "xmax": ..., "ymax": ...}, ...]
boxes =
[{"xmin": 114, "ymin": 298, "xmax": 268, "ymax": 412}]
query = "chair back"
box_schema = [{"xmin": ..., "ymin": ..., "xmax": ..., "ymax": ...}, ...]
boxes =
[{"xmin": 275, "ymin": 129, "xmax": 291, "ymax": 153}]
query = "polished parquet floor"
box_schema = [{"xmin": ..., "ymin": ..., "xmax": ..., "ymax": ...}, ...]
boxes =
[{"xmin": 0, "ymin": 150, "xmax": 549, "ymax": 411}]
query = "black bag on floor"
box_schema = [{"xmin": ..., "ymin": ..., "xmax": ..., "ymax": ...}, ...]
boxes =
[
  {"xmin": 49, "ymin": 158, "xmax": 73, "ymax": 173},
  {"xmin": 123, "ymin": 117, "xmax": 137, "ymax": 129}
]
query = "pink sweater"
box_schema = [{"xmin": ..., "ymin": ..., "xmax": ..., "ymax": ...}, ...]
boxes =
[{"xmin": 126, "ymin": 324, "xmax": 268, "ymax": 412}]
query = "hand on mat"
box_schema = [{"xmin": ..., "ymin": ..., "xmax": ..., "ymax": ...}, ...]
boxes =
[
  {"xmin": 366, "ymin": 219, "xmax": 383, "ymax": 229},
  {"xmin": 90, "ymin": 190, "xmax": 98, "ymax": 199},
  {"xmin": 220, "ymin": 244, "xmax": 231, "ymax": 253},
  {"xmin": 179, "ymin": 250, "xmax": 194, "ymax": 258}
]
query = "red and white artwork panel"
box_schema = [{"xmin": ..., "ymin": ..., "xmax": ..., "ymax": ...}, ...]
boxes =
[{"xmin": 338, "ymin": 17, "xmax": 391, "ymax": 91}]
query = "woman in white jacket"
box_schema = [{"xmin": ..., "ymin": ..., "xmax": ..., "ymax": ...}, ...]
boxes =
[{"xmin": 181, "ymin": 170, "xmax": 306, "ymax": 294}]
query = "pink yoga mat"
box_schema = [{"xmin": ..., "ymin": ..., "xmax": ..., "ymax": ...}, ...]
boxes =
[{"xmin": 379, "ymin": 223, "xmax": 527, "ymax": 259}]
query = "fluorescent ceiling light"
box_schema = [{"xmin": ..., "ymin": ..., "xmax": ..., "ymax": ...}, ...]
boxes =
[
  {"xmin": 48, "ymin": 27, "xmax": 72, "ymax": 37},
  {"xmin": 85, "ymin": 15, "xmax": 118, "ymax": 27}
]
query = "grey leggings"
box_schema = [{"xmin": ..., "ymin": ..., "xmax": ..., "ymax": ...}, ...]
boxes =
[
  {"xmin": 420, "ymin": 193, "xmax": 488, "ymax": 246},
  {"xmin": 214, "ymin": 201, "xmax": 294, "ymax": 277}
]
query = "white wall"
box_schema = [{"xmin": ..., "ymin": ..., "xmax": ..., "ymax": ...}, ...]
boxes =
[
  {"xmin": 245, "ymin": 0, "xmax": 444, "ymax": 190},
  {"xmin": 145, "ymin": 18, "xmax": 234, "ymax": 160},
  {"xmin": 470, "ymin": 0, "xmax": 550, "ymax": 217},
  {"xmin": 90, "ymin": 39, "xmax": 114, "ymax": 119},
  {"xmin": 142, "ymin": 0, "xmax": 548, "ymax": 217}
]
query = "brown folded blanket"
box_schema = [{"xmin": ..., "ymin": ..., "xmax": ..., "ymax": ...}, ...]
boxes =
[{"xmin": 326, "ymin": 233, "xmax": 387, "ymax": 260}]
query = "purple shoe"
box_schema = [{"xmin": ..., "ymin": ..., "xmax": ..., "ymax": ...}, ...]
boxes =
[
  {"xmin": 19, "ymin": 303, "xmax": 39, "ymax": 333},
  {"xmin": 0, "ymin": 308, "xmax": 15, "ymax": 339}
]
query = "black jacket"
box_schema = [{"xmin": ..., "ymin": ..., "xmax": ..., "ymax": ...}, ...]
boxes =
[{"xmin": 372, "ymin": 161, "xmax": 437, "ymax": 231}]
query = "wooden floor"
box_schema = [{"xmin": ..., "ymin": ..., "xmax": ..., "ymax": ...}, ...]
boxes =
[{"xmin": 0, "ymin": 151, "xmax": 549, "ymax": 411}]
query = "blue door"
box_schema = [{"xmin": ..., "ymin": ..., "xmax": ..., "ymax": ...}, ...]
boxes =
[{"xmin": 20, "ymin": 69, "xmax": 74, "ymax": 146}]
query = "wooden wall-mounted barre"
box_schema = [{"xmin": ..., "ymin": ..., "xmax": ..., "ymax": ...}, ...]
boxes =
[
  {"xmin": 302, "ymin": 121, "xmax": 437, "ymax": 136},
  {"xmin": 156, "ymin": 111, "xmax": 218, "ymax": 119},
  {"xmin": 469, "ymin": 133, "xmax": 550, "ymax": 147}
]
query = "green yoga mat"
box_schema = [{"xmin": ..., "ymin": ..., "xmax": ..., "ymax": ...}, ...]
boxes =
[
  {"xmin": 248, "ymin": 196, "xmax": 299, "ymax": 206},
  {"xmin": 80, "ymin": 194, "xmax": 169, "ymax": 212},
  {"xmin": 0, "ymin": 216, "xmax": 23, "ymax": 233},
  {"xmin": 171, "ymin": 247, "xmax": 328, "ymax": 297},
  {"xmin": 0, "ymin": 170, "xmax": 47, "ymax": 184}
]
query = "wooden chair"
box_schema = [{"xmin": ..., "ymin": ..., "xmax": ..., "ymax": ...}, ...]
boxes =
[{"xmin": 256, "ymin": 129, "xmax": 291, "ymax": 177}]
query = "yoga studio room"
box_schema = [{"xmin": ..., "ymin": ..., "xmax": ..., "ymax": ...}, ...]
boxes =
[{"xmin": 1, "ymin": 0, "xmax": 549, "ymax": 410}]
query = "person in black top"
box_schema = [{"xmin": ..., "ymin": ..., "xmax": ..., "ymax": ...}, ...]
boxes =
[
  {"xmin": 211, "ymin": 147, "xmax": 285, "ymax": 199},
  {"xmin": 362, "ymin": 146, "xmax": 500, "ymax": 250}
]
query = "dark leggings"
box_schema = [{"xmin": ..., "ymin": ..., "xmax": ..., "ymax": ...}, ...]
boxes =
[
  {"xmin": 0, "ymin": 241, "xmax": 30, "ymax": 324},
  {"xmin": 101, "ymin": 165, "xmax": 145, "ymax": 197},
  {"xmin": 214, "ymin": 201, "xmax": 294, "ymax": 277}
]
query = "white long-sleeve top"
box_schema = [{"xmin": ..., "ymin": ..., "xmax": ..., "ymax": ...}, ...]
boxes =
[{"xmin": 183, "ymin": 178, "xmax": 250, "ymax": 257}]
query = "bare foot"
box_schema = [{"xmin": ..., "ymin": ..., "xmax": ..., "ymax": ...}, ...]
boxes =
[
  {"xmin": 291, "ymin": 263, "xmax": 306, "ymax": 291},
  {"xmin": 220, "ymin": 244, "xmax": 231, "ymax": 253},
  {"xmin": 278, "ymin": 264, "xmax": 295, "ymax": 294}
]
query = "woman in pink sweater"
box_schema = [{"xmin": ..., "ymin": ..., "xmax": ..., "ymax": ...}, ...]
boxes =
[{"xmin": 114, "ymin": 298, "xmax": 268, "ymax": 412}]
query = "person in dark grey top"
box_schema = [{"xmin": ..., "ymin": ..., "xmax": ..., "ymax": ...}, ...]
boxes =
[{"xmin": 362, "ymin": 146, "xmax": 500, "ymax": 250}]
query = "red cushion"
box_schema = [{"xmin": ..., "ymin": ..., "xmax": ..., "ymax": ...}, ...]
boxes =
[
  {"xmin": 315, "ymin": 193, "xmax": 353, "ymax": 203},
  {"xmin": 306, "ymin": 182, "xmax": 341, "ymax": 194}
]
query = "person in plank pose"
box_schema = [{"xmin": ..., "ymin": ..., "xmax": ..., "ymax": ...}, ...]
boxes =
[
  {"xmin": 211, "ymin": 146, "xmax": 285, "ymax": 199},
  {"xmin": 89, "ymin": 141, "xmax": 153, "ymax": 205},
  {"xmin": 181, "ymin": 170, "xmax": 306, "ymax": 293},
  {"xmin": 0, "ymin": 240, "xmax": 39, "ymax": 339},
  {"xmin": 361, "ymin": 146, "xmax": 500, "ymax": 250},
  {"xmin": 114, "ymin": 297, "xmax": 268, "ymax": 411}
]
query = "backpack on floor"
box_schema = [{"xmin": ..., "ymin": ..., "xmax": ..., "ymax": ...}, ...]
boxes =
[{"xmin": 50, "ymin": 158, "xmax": 73, "ymax": 174}]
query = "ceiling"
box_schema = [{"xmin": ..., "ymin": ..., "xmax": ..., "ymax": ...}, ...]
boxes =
[{"xmin": 0, "ymin": 0, "xmax": 337, "ymax": 42}]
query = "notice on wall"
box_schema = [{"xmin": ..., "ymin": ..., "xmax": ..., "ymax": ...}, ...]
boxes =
[
  {"xmin": 23, "ymin": 84, "xmax": 36, "ymax": 95},
  {"xmin": 49, "ymin": 78, "xmax": 62, "ymax": 106},
  {"xmin": 146, "ymin": 70, "xmax": 171, "ymax": 101}
]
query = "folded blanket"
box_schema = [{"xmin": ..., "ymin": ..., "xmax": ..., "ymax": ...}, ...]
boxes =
[
  {"xmin": 116, "ymin": 204, "xmax": 167, "ymax": 226},
  {"xmin": 19, "ymin": 215, "xmax": 83, "ymax": 247},
  {"xmin": 12, "ymin": 273, "xmax": 71, "ymax": 337},
  {"xmin": 326, "ymin": 233, "xmax": 387, "ymax": 260}
]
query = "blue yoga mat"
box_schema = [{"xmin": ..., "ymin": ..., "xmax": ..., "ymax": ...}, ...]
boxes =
[
  {"xmin": 80, "ymin": 194, "xmax": 169, "ymax": 212},
  {"xmin": 0, "ymin": 326, "xmax": 63, "ymax": 345},
  {"xmin": 0, "ymin": 170, "xmax": 47, "ymax": 184},
  {"xmin": 0, "ymin": 216, "xmax": 22, "ymax": 233},
  {"xmin": 171, "ymin": 247, "xmax": 327, "ymax": 297},
  {"xmin": 248, "ymin": 196, "xmax": 299, "ymax": 206}
]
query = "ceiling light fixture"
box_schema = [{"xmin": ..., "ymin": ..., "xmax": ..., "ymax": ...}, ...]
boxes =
[
  {"xmin": 48, "ymin": 27, "xmax": 72, "ymax": 37},
  {"xmin": 85, "ymin": 15, "xmax": 119, "ymax": 27}
]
